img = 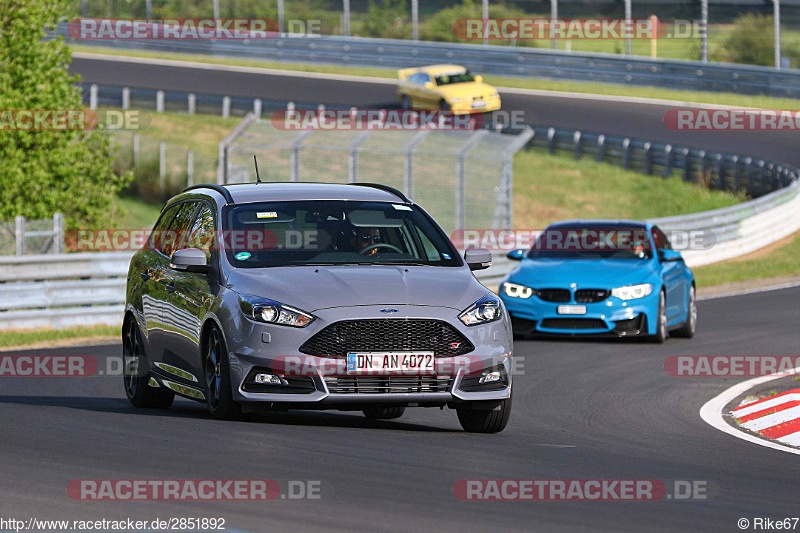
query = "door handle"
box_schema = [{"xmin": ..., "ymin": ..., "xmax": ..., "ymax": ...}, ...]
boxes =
[
  {"xmin": 166, "ymin": 282, "xmax": 176, "ymax": 295},
  {"xmin": 140, "ymin": 272, "xmax": 150, "ymax": 281}
]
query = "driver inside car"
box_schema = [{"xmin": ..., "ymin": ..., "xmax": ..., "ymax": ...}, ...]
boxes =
[{"xmin": 351, "ymin": 226, "xmax": 383, "ymax": 256}]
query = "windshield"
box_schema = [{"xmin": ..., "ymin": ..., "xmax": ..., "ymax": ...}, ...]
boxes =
[
  {"xmin": 435, "ymin": 71, "xmax": 475, "ymax": 85},
  {"xmin": 527, "ymin": 226, "xmax": 654, "ymax": 260},
  {"xmin": 224, "ymin": 200, "xmax": 462, "ymax": 268}
]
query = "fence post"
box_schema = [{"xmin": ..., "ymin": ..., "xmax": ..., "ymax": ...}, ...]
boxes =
[
  {"xmin": 53, "ymin": 213, "xmax": 63, "ymax": 254},
  {"xmin": 699, "ymin": 150, "xmax": 708, "ymax": 184},
  {"xmin": 411, "ymin": 0, "xmax": 418, "ymax": 40},
  {"xmin": 348, "ymin": 131, "xmax": 372, "ymax": 183},
  {"xmin": 15, "ymin": 215, "xmax": 25, "ymax": 256},
  {"xmin": 683, "ymin": 148, "xmax": 691, "ymax": 182},
  {"xmin": 716, "ymin": 154, "xmax": 725, "ymax": 190},
  {"xmin": 290, "ymin": 130, "xmax": 314, "ymax": 182},
  {"xmin": 664, "ymin": 144, "xmax": 673, "ymax": 177},
  {"xmin": 156, "ymin": 90, "xmax": 164, "ymax": 113},
  {"xmin": 730, "ymin": 155, "xmax": 740, "ymax": 191},
  {"xmin": 187, "ymin": 150, "xmax": 194, "ymax": 187},
  {"xmin": 188, "ymin": 93, "xmax": 196, "ymax": 115},
  {"xmin": 622, "ymin": 138, "xmax": 632, "ymax": 169},
  {"xmin": 746, "ymin": 157, "xmax": 755, "ymax": 194},
  {"xmin": 222, "ymin": 96, "xmax": 231, "ymax": 118},
  {"xmin": 122, "ymin": 87, "xmax": 130, "ymax": 110},
  {"xmin": 159, "ymin": 141, "xmax": 166, "ymax": 193},
  {"xmin": 253, "ymin": 98, "xmax": 262, "ymax": 119},
  {"xmin": 597, "ymin": 134, "xmax": 606, "ymax": 162},
  {"xmin": 643, "ymin": 142, "xmax": 652, "ymax": 174},
  {"xmin": 547, "ymin": 127, "xmax": 556, "ymax": 154},
  {"xmin": 573, "ymin": 130, "xmax": 582, "ymax": 160},
  {"xmin": 89, "ymin": 84, "xmax": 98, "ymax": 110},
  {"xmin": 133, "ymin": 133, "xmax": 140, "ymax": 168},
  {"xmin": 455, "ymin": 130, "xmax": 488, "ymax": 231},
  {"xmin": 343, "ymin": 0, "xmax": 351, "ymax": 37},
  {"xmin": 403, "ymin": 131, "xmax": 430, "ymax": 201}
]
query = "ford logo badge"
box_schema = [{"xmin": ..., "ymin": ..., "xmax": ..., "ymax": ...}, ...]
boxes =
[{"xmin": 380, "ymin": 308, "xmax": 399, "ymax": 313}]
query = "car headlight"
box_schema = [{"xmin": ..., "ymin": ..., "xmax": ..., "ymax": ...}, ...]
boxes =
[
  {"xmin": 459, "ymin": 294, "xmax": 502, "ymax": 326},
  {"xmin": 502, "ymin": 282, "xmax": 534, "ymax": 299},
  {"xmin": 239, "ymin": 294, "xmax": 314, "ymax": 328},
  {"xmin": 611, "ymin": 283, "xmax": 653, "ymax": 301}
]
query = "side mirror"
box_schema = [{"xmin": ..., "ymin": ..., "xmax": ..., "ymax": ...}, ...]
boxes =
[
  {"xmin": 474, "ymin": 75, "xmax": 483, "ymax": 83},
  {"xmin": 658, "ymin": 249, "xmax": 683, "ymax": 262},
  {"xmin": 506, "ymin": 248, "xmax": 525, "ymax": 261},
  {"xmin": 171, "ymin": 248, "xmax": 209, "ymax": 272},
  {"xmin": 465, "ymin": 247, "xmax": 492, "ymax": 271},
  {"xmin": 424, "ymin": 81, "xmax": 436, "ymax": 90}
]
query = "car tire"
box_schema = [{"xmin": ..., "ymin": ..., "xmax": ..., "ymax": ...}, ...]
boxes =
[
  {"xmin": 456, "ymin": 397, "xmax": 512, "ymax": 433},
  {"xmin": 362, "ymin": 406, "xmax": 406, "ymax": 420},
  {"xmin": 401, "ymin": 95, "xmax": 411, "ymax": 110},
  {"xmin": 672, "ymin": 285, "xmax": 697, "ymax": 338},
  {"xmin": 204, "ymin": 326, "xmax": 241, "ymax": 421},
  {"xmin": 649, "ymin": 291, "xmax": 667, "ymax": 344},
  {"xmin": 123, "ymin": 318, "xmax": 174, "ymax": 409}
]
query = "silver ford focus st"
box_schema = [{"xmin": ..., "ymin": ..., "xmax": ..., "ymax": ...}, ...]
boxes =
[{"xmin": 123, "ymin": 182, "xmax": 512, "ymax": 433}]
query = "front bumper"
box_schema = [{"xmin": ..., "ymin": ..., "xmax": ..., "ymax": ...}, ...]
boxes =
[
  {"xmin": 501, "ymin": 289, "xmax": 659, "ymax": 337},
  {"xmin": 450, "ymin": 95, "xmax": 502, "ymax": 114},
  {"xmin": 226, "ymin": 305, "xmax": 512, "ymax": 404}
]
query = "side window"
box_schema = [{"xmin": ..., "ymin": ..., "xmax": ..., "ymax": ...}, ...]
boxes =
[
  {"xmin": 149, "ymin": 204, "xmax": 180, "ymax": 252},
  {"xmin": 161, "ymin": 202, "xmax": 198, "ymax": 258},
  {"xmin": 186, "ymin": 203, "xmax": 216, "ymax": 261},
  {"xmin": 651, "ymin": 227, "xmax": 671, "ymax": 250},
  {"xmin": 410, "ymin": 72, "xmax": 430, "ymax": 85},
  {"xmin": 414, "ymin": 226, "xmax": 442, "ymax": 262}
]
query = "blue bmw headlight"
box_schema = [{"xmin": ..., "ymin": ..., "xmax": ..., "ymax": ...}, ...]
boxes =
[
  {"xmin": 459, "ymin": 294, "xmax": 502, "ymax": 326},
  {"xmin": 611, "ymin": 283, "xmax": 653, "ymax": 301},
  {"xmin": 502, "ymin": 282, "xmax": 534, "ymax": 299}
]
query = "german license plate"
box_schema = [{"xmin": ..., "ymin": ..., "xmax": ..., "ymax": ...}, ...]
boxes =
[
  {"xmin": 557, "ymin": 305, "xmax": 587, "ymax": 315},
  {"xmin": 472, "ymin": 101, "xmax": 487, "ymax": 108},
  {"xmin": 346, "ymin": 352, "xmax": 435, "ymax": 374}
]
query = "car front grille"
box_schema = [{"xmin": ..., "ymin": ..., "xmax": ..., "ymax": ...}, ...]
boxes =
[
  {"xmin": 299, "ymin": 319, "xmax": 474, "ymax": 357},
  {"xmin": 324, "ymin": 375, "xmax": 453, "ymax": 394},
  {"xmin": 575, "ymin": 289, "xmax": 610, "ymax": 303},
  {"xmin": 540, "ymin": 318, "xmax": 608, "ymax": 330},
  {"xmin": 536, "ymin": 289, "xmax": 571, "ymax": 302}
]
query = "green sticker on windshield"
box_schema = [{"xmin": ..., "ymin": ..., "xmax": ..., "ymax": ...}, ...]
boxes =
[{"xmin": 235, "ymin": 252, "xmax": 251, "ymax": 261}]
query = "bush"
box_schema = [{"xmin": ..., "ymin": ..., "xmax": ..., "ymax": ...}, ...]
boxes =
[
  {"xmin": 0, "ymin": 0, "xmax": 129, "ymax": 229},
  {"xmin": 710, "ymin": 13, "xmax": 775, "ymax": 66}
]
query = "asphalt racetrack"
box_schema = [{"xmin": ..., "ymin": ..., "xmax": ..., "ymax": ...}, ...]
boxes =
[{"xmin": 2, "ymin": 288, "xmax": 799, "ymax": 532}]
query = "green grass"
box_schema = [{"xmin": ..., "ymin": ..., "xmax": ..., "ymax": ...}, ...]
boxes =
[
  {"xmin": 70, "ymin": 44, "xmax": 800, "ymax": 110},
  {"xmin": 693, "ymin": 232, "xmax": 800, "ymax": 287},
  {"xmin": 512, "ymin": 150, "xmax": 742, "ymax": 229},
  {"xmin": 0, "ymin": 325, "xmax": 119, "ymax": 349},
  {"xmin": 109, "ymin": 194, "xmax": 162, "ymax": 229}
]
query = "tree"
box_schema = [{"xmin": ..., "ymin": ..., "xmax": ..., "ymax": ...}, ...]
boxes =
[{"xmin": 0, "ymin": 0, "xmax": 128, "ymax": 228}]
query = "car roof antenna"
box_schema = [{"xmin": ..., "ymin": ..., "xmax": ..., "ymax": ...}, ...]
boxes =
[{"xmin": 253, "ymin": 155, "xmax": 262, "ymax": 184}]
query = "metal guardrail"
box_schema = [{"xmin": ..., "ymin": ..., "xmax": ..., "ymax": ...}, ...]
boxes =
[{"xmin": 57, "ymin": 25, "xmax": 800, "ymax": 97}]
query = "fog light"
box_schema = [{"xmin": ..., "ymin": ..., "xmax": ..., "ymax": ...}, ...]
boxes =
[
  {"xmin": 479, "ymin": 371, "xmax": 502, "ymax": 384},
  {"xmin": 254, "ymin": 373, "xmax": 284, "ymax": 385}
]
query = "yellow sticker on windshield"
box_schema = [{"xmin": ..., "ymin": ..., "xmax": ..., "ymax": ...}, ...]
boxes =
[{"xmin": 257, "ymin": 212, "xmax": 278, "ymax": 219}]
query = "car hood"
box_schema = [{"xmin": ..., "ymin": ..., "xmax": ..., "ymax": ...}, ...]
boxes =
[
  {"xmin": 507, "ymin": 258, "xmax": 658, "ymax": 288},
  {"xmin": 439, "ymin": 81, "xmax": 497, "ymax": 98},
  {"xmin": 228, "ymin": 265, "xmax": 488, "ymax": 312}
]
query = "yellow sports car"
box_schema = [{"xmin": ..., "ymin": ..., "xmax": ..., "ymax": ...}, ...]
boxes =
[{"xmin": 397, "ymin": 64, "xmax": 501, "ymax": 114}]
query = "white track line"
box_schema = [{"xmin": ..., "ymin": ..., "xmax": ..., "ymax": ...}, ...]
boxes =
[
  {"xmin": 698, "ymin": 280, "xmax": 800, "ymax": 302},
  {"xmin": 72, "ymin": 51, "xmax": 751, "ymax": 110},
  {"xmin": 700, "ymin": 366, "xmax": 800, "ymax": 455}
]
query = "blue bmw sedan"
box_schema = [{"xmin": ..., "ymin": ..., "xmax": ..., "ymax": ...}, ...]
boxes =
[{"xmin": 499, "ymin": 220, "xmax": 696, "ymax": 342}]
